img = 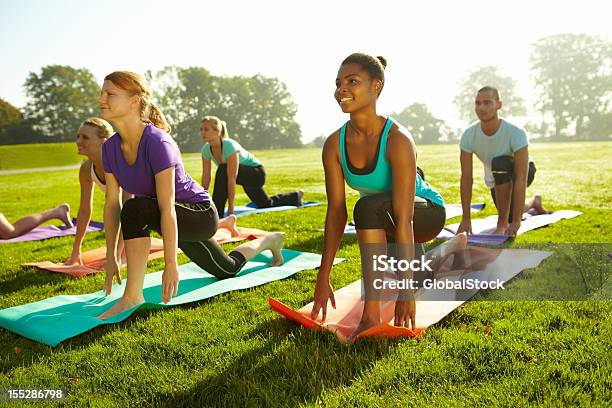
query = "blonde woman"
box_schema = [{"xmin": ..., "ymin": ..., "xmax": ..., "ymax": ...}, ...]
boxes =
[
  {"xmin": 200, "ymin": 116, "xmax": 304, "ymax": 219},
  {"xmin": 64, "ymin": 117, "xmax": 133, "ymax": 265}
]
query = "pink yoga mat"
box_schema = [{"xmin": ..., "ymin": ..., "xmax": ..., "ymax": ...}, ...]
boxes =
[{"xmin": 23, "ymin": 227, "xmax": 270, "ymax": 277}]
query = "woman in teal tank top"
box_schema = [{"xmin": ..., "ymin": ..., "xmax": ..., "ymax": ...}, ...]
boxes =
[
  {"xmin": 310, "ymin": 53, "xmax": 449, "ymax": 341},
  {"xmin": 200, "ymin": 116, "xmax": 304, "ymax": 219}
]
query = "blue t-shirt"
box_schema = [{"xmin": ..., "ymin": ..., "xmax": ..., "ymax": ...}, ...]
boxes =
[
  {"xmin": 102, "ymin": 124, "xmax": 209, "ymax": 203},
  {"xmin": 201, "ymin": 138, "xmax": 261, "ymax": 167},
  {"xmin": 460, "ymin": 118, "xmax": 529, "ymax": 188}
]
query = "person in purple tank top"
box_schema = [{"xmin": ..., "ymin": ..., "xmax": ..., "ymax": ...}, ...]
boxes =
[{"xmin": 96, "ymin": 71, "xmax": 286, "ymax": 320}]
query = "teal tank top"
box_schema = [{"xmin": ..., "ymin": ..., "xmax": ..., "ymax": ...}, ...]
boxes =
[{"xmin": 339, "ymin": 117, "xmax": 445, "ymax": 208}]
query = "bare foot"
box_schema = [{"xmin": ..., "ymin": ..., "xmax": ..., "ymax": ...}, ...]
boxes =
[
  {"xmin": 55, "ymin": 203, "xmax": 73, "ymax": 228},
  {"xmin": 266, "ymin": 232, "xmax": 285, "ymax": 266},
  {"xmin": 493, "ymin": 226, "xmax": 507, "ymax": 235},
  {"xmin": 348, "ymin": 319, "xmax": 381, "ymax": 342},
  {"xmin": 429, "ymin": 233, "xmax": 469, "ymax": 277},
  {"xmin": 532, "ymin": 195, "xmax": 550, "ymax": 215},
  {"xmin": 219, "ymin": 214, "xmax": 240, "ymax": 237},
  {"xmin": 441, "ymin": 232, "xmax": 468, "ymax": 257},
  {"xmin": 296, "ymin": 190, "xmax": 304, "ymax": 206},
  {"xmin": 98, "ymin": 295, "xmax": 144, "ymax": 320}
]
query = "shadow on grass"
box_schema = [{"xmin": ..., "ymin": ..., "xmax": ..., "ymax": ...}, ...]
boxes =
[
  {"xmin": 0, "ymin": 294, "xmax": 228, "ymax": 371},
  {"xmin": 0, "ymin": 266, "xmax": 76, "ymax": 297},
  {"xmin": 154, "ymin": 316, "xmax": 400, "ymax": 407}
]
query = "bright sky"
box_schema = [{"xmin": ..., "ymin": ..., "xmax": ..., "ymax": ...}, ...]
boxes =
[{"xmin": 1, "ymin": 0, "xmax": 610, "ymax": 142}]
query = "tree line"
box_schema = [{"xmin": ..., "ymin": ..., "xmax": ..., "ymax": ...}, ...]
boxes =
[{"xmin": 1, "ymin": 33, "xmax": 610, "ymax": 148}]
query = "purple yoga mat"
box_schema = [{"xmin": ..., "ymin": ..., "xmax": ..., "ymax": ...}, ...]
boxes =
[
  {"xmin": 0, "ymin": 219, "xmax": 103, "ymax": 244},
  {"xmin": 441, "ymin": 228, "xmax": 509, "ymax": 245}
]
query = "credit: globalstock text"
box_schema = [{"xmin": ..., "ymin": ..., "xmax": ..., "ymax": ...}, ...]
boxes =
[{"xmin": 372, "ymin": 278, "xmax": 506, "ymax": 290}]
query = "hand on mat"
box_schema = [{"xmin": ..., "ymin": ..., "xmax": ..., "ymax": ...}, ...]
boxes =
[
  {"xmin": 311, "ymin": 276, "xmax": 336, "ymax": 321},
  {"xmin": 456, "ymin": 219, "xmax": 472, "ymax": 235},
  {"xmin": 505, "ymin": 221, "xmax": 521, "ymax": 237},
  {"xmin": 64, "ymin": 252, "xmax": 83, "ymax": 266},
  {"xmin": 394, "ymin": 299, "xmax": 416, "ymax": 329},
  {"xmin": 162, "ymin": 263, "xmax": 180, "ymax": 303},
  {"xmin": 104, "ymin": 258, "xmax": 121, "ymax": 295}
]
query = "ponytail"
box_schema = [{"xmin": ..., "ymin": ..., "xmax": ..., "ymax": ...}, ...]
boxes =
[
  {"xmin": 220, "ymin": 120, "xmax": 229, "ymax": 138},
  {"xmin": 148, "ymin": 103, "xmax": 171, "ymax": 133}
]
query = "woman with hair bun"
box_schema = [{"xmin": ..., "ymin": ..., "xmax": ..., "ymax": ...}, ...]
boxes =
[
  {"xmin": 311, "ymin": 53, "xmax": 450, "ymax": 339},
  {"xmin": 97, "ymin": 71, "xmax": 285, "ymax": 319},
  {"xmin": 200, "ymin": 115, "xmax": 304, "ymax": 219}
]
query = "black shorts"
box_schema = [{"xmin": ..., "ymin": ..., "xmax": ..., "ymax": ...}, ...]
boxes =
[{"xmin": 352, "ymin": 193, "xmax": 446, "ymax": 243}]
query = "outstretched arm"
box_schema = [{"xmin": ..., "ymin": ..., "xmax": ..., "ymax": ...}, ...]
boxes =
[
  {"xmin": 387, "ymin": 128, "xmax": 417, "ymax": 329},
  {"xmin": 457, "ymin": 149, "xmax": 474, "ymax": 234},
  {"xmin": 311, "ymin": 132, "xmax": 346, "ymax": 321},
  {"xmin": 201, "ymin": 157, "xmax": 212, "ymax": 190},
  {"xmin": 66, "ymin": 162, "xmax": 94, "ymax": 265},
  {"xmin": 155, "ymin": 166, "xmax": 180, "ymax": 303},
  {"xmin": 507, "ymin": 146, "xmax": 529, "ymax": 236},
  {"xmin": 226, "ymin": 153, "xmax": 239, "ymax": 215},
  {"xmin": 103, "ymin": 172, "xmax": 122, "ymax": 295}
]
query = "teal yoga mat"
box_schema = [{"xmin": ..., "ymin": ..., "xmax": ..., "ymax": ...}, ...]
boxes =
[{"xmin": 0, "ymin": 249, "xmax": 343, "ymax": 346}]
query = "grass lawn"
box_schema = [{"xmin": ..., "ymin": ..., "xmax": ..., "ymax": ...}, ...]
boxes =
[
  {"xmin": 0, "ymin": 143, "xmax": 82, "ymax": 171},
  {"xmin": 0, "ymin": 142, "xmax": 610, "ymax": 406}
]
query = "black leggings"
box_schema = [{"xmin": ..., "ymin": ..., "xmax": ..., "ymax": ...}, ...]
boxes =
[
  {"xmin": 490, "ymin": 155, "xmax": 536, "ymax": 223},
  {"xmin": 120, "ymin": 197, "xmax": 246, "ymax": 279},
  {"xmin": 213, "ymin": 164, "xmax": 300, "ymax": 219},
  {"xmin": 352, "ymin": 193, "xmax": 446, "ymax": 243}
]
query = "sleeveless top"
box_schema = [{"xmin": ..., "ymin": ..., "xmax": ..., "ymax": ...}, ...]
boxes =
[
  {"xmin": 91, "ymin": 162, "xmax": 106, "ymax": 193},
  {"xmin": 339, "ymin": 117, "xmax": 445, "ymax": 207}
]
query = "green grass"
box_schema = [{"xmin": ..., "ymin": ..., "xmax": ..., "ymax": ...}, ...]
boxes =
[
  {"xmin": 0, "ymin": 143, "xmax": 83, "ymax": 171},
  {"xmin": 0, "ymin": 142, "xmax": 611, "ymax": 406}
]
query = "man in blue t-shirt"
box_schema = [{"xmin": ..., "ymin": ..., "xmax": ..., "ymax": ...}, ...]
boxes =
[{"xmin": 457, "ymin": 86, "xmax": 548, "ymax": 236}]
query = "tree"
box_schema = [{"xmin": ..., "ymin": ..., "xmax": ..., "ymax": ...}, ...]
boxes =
[
  {"xmin": 454, "ymin": 66, "xmax": 526, "ymax": 124},
  {"xmin": 392, "ymin": 103, "xmax": 450, "ymax": 144},
  {"xmin": 150, "ymin": 66, "xmax": 302, "ymax": 151},
  {"xmin": 308, "ymin": 134, "xmax": 327, "ymax": 148},
  {"xmin": 0, "ymin": 119, "xmax": 47, "ymax": 145},
  {"xmin": 530, "ymin": 34, "xmax": 612, "ymax": 139},
  {"xmin": 0, "ymin": 98, "xmax": 22, "ymax": 128},
  {"xmin": 23, "ymin": 65, "xmax": 100, "ymax": 140},
  {"xmin": 234, "ymin": 74, "xmax": 302, "ymax": 149}
]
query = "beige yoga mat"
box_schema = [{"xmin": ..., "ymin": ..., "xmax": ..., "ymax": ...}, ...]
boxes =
[
  {"xmin": 270, "ymin": 246, "xmax": 552, "ymax": 343},
  {"xmin": 437, "ymin": 210, "xmax": 582, "ymax": 239}
]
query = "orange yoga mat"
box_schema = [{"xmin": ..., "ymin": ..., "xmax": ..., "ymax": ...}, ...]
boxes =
[
  {"xmin": 270, "ymin": 246, "xmax": 552, "ymax": 343},
  {"xmin": 23, "ymin": 227, "xmax": 269, "ymax": 278}
]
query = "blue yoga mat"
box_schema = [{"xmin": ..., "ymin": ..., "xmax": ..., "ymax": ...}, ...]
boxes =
[
  {"xmin": 227, "ymin": 201, "xmax": 322, "ymax": 217},
  {"xmin": 0, "ymin": 249, "xmax": 342, "ymax": 346}
]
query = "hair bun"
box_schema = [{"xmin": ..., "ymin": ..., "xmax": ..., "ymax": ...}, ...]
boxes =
[{"xmin": 376, "ymin": 56, "xmax": 387, "ymax": 69}]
